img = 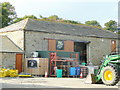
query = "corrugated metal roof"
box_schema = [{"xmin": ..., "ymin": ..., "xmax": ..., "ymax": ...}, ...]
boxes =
[
  {"xmin": 0, "ymin": 35, "xmax": 23, "ymax": 53},
  {"xmin": 0, "ymin": 18, "xmax": 119, "ymax": 39}
]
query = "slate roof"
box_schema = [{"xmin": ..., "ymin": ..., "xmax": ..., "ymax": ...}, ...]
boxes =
[
  {"xmin": 0, "ymin": 18, "xmax": 118, "ymax": 39},
  {"xmin": 0, "ymin": 35, "xmax": 23, "ymax": 53}
]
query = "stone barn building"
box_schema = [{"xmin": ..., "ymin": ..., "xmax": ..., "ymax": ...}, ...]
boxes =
[{"xmin": 0, "ymin": 19, "xmax": 119, "ymax": 71}]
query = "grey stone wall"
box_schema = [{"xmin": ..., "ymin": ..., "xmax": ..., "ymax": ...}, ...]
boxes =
[
  {"xmin": 25, "ymin": 31, "xmax": 116, "ymax": 65},
  {"xmin": 25, "ymin": 31, "xmax": 48, "ymax": 58},
  {"xmin": 0, "ymin": 53, "xmax": 16, "ymax": 68}
]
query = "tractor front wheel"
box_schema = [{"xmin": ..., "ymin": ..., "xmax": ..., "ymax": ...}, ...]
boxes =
[{"xmin": 101, "ymin": 65, "xmax": 119, "ymax": 86}]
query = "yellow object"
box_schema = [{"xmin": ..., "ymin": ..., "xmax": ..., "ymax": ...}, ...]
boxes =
[
  {"xmin": 4, "ymin": 70, "xmax": 9, "ymax": 77},
  {"xmin": 18, "ymin": 75, "xmax": 32, "ymax": 77},
  {"xmin": 4, "ymin": 69, "xmax": 10, "ymax": 77},
  {"xmin": 104, "ymin": 70, "xmax": 113, "ymax": 81},
  {"xmin": 9, "ymin": 70, "xmax": 18, "ymax": 77},
  {"xmin": 0, "ymin": 69, "xmax": 9, "ymax": 77},
  {"xmin": 0, "ymin": 71, "xmax": 6, "ymax": 77},
  {"xmin": 1, "ymin": 68, "xmax": 6, "ymax": 71},
  {"xmin": 0, "ymin": 68, "xmax": 18, "ymax": 77}
]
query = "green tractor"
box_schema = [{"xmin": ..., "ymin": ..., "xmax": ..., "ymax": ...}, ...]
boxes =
[{"xmin": 94, "ymin": 52, "xmax": 120, "ymax": 86}]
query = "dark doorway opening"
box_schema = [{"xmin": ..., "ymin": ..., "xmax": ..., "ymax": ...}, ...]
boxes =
[{"xmin": 74, "ymin": 42, "xmax": 87, "ymax": 64}]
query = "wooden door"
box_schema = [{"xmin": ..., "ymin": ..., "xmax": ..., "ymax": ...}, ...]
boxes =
[
  {"xmin": 111, "ymin": 40, "xmax": 116, "ymax": 52},
  {"xmin": 16, "ymin": 54, "xmax": 23, "ymax": 73}
]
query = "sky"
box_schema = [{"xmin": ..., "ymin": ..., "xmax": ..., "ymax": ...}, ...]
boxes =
[{"xmin": 1, "ymin": 0, "xmax": 119, "ymax": 27}]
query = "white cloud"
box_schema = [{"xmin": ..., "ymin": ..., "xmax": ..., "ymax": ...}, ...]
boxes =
[
  {"xmin": 1, "ymin": 0, "xmax": 15, "ymax": 3},
  {"xmin": 1, "ymin": 0, "xmax": 119, "ymax": 3}
]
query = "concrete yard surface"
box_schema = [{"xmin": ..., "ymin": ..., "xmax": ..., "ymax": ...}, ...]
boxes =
[{"xmin": 0, "ymin": 77, "xmax": 119, "ymax": 88}]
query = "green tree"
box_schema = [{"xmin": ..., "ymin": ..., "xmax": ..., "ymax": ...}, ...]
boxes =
[
  {"xmin": 63, "ymin": 20, "xmax": 79, "ymax": 24},
  {"xmin": 0, "ymin": 4, "xmax": 2, "ymax": 28},
  {"xmin": 39, "ymin": 15, "xmax": 43, "ymax": 19},
  {"xmin": 48, "ymin": 15, "xmax": 61, "ymax": 21},
  {"xmin": 104, "ymin": 20, "xmax": 117, "ymax": 32},
  {"xmin": 85, "ymin": 20, "xmax": 101, "ymax": 27},
  {"xmin": 117, "ymin": 31, "xmax": 120, "ymax": 34},
  {"xmin": 0, "ymin": 2, "xmax": 17, "ymax": 28},
  {"xmin": 23, "ymin": 15, "xmax": 37, "ymax": 19},
  {"xmin": 14, "ymin": 15, "xmax": 37, "ymax": 23},
  {"xmin": 39, "ymin": 15, "xmax": 80, "ymax": 24}
]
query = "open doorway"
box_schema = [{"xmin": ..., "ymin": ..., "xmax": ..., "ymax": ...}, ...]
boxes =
[{"xmin": 74, "ymin": 42, "xmax": 87, "ymax": 64}]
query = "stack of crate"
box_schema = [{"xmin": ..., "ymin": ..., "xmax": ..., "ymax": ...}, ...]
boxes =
[{"xmin": 0, "ymin": 68, "xmax": 18, "ymax": 77}]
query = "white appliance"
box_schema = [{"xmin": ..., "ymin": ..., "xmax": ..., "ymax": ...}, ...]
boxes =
[{"xmin": 31, "ymin": 52, "xmax": 38, "ymax": 58}]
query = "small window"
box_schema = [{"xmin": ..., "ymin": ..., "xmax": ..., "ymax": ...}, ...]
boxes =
[{"xmin": 56, "ymin": 40, "xmax": 64, "ymax": 50}]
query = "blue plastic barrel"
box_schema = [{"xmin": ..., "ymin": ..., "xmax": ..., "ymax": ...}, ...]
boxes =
[
  {"xmin": 76, "ymin": 67, "xmax": 81, "ymax": 75},
  {"xmin": 69, "ymin": 67, "xmax": 76, "ymax": 76}
]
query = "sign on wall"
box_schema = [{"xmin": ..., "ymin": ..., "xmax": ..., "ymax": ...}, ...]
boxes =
[
  {"xmin": 27, "ymin": 60, "xmax": 38, "ymax": 68},
  {"xmin": 56, "ymin": 40, "xmax": 64, "ymax": 50}
]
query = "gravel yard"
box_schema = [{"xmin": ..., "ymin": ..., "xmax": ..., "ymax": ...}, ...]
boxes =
[{"xmin": 0, "ymin": 77, "xmax": 119, "ymax": 88}]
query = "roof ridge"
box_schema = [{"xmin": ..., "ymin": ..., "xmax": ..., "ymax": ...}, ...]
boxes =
[{"xmin": 22, "ymin": 18, "xmax": 29, "ymax": 30}]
